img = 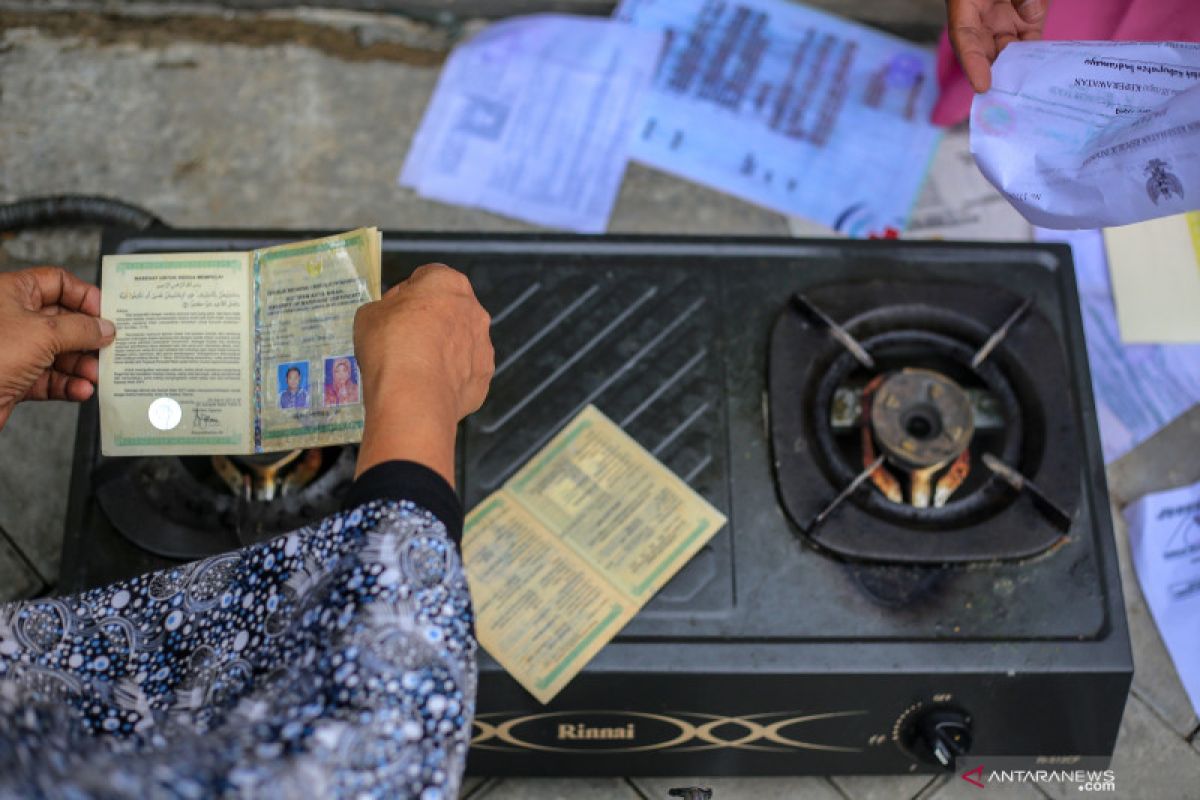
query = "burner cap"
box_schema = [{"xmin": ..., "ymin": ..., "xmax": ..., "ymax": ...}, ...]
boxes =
[{"xmin": 870, "ymin": 369, "xmax": 974, "ymax": 469}]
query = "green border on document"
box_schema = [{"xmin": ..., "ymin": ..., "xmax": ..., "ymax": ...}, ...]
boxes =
[
  {"xmin": 465, "ymin": 497, "xmax": 505, "ymax": 535},
  {"xmin": 535, "ymin": 603, "xmax": 623, "ymax": 691},
  {"xmin": 115, "ymin": 259, "xmax": 241, "ymax": 273},
  {"xmin": 261, "ymin": 420, "xmax": 364, "ymax": 439},
  {"xmin": 632, "ymin": 519, "xmax": 710, "ymax": 597},
  {"xmin": 258, "ymin": 235, "xmax": 364, "ymax": 263},
  {"xmin": 512, "ymin": 420, "xmax": 592, "ymax": 493},
  {"xmin": 114, "ymin": 436, "xmax": 242, "ymax": 446}
]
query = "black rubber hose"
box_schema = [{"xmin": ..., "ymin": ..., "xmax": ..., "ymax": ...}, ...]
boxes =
[{"xmin": 0, "ymin": 195, "xmax": 165, "ymax": 233}]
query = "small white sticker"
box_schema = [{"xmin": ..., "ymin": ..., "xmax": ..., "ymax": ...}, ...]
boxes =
[{"xmin": 148, "ymin": 397, "xmax": 182, "ymax": 431}]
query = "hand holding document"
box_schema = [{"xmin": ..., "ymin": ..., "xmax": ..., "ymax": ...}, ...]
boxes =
[
  {"xmin": 1126, "ymin": 480, "xmax": 1200, "ymax": 718},
  {"xmin": 100, "ymin": 228, "xmax": 381, "ymax": 456},
  {"xmin": 463, "ymin": 406, "xmax": 726, "ymax": 703},
  {"xmin": 971, "ymin": 41, "xmax": 1200, "ymax": 229}
]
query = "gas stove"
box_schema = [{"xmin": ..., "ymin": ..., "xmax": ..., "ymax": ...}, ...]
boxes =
[{"xmin": 64, "ymin": 231, "xmax": 1132, "ymax": 776}]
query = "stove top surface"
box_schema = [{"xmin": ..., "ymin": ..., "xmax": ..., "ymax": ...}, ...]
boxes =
[{"xmin": 64, "ymin": 231, "xmax": 1127, "ymax": 658}]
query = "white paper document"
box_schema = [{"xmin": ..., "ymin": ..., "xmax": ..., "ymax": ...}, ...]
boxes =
[
  {"xmin": 1126, "ymin": 480, "xmax": 1200, "ymax": 718},
  {"xmin": 617, "ymin": 0, "xmax": 941, "ymax": 236},
  {"xmin": 1037, "ymin": 227, "xmax": 1200, "ymax": 462},
  {"xmin": 1104, "ymin": 212, "xmax": 1200, "ymax": 344},
  {"xmin": 400, "ymin": 15, "xmax": 662, "ymax": 233},
  {"xmin": 904, "ymin": 128, "xmax": 1032, "ymax": 241},
  {"xmin": 972, "ymin": 41, "xmax": 1200, "ymax": 230}
]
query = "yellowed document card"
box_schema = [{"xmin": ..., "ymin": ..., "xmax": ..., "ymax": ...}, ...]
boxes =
[
  {"xmin": 463, "ymin": 405, "xmax": 727, "ymax": 703},
  {"xmin": 100, "ymin": 228, "xmax": 382, "ymax": 456},
  {"xmin": 1104, "ymin": 212, "xmax": 1200, "ymax": 344}
]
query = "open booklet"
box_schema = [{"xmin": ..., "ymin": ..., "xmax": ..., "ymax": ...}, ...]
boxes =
[
  {"xmin": 99, "ymin": 228, "xmax": 382, "ymax": 456},
  {"xmin": 463, "ymin": 405, "xmax": 727, "ymax": 703}
]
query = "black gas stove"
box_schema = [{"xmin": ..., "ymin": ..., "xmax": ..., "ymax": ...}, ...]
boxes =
[{"xmin": 63, "ymin": 230, "xmax": 1132, "ymax": 777}]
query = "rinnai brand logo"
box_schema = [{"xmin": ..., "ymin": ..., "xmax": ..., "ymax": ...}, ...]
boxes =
[
  {"xmin": 958, "ymin": 756, "xmax": 1117, "ymax": 793},
  {"xmin": 473, "ymin": 710, "xmax": 868, "ymax": 753},
  {"xmin": 557, "ymin": 723, "xmax": 636, "ymax": 741}
]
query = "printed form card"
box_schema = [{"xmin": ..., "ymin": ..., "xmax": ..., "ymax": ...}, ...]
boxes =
[
  {"xmin": 463, "ymin": 405, "xmax": 727, "ymax": 703},
  {"xmin": 99, "ymin": 228, "xmax": 381, "ymax": 456}
]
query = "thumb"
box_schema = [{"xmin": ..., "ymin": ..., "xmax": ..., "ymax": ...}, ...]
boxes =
[{"xmin": 42, "ymin": 311, "xmax": 116, "ymax": 354}]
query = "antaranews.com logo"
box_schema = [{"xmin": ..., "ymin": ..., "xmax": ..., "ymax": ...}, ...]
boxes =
[{"xmin": 957, "ymin": 756, "xmax": 1117, "ymax": 793}]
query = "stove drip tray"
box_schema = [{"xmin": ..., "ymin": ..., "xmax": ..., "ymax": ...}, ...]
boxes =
[{"xmin": 770, "ymin": 281, "xmax": 1081, "ymax": 564}]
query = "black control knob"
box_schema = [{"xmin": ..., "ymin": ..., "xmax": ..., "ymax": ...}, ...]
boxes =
[{"xmin": 907, "ymin": 708, "xmax": 973, "ymax": 769}]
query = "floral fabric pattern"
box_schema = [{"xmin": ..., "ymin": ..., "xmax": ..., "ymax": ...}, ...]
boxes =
[{"xmin": 0, "ymin": 500, "xmax": 475, "ymax": 799}]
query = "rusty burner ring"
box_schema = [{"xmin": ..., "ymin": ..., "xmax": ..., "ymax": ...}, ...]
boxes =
[
  {"xmin": 811, "ymin": 329, "xmax": 1024, "ymax": 528},
  {"xmin": 869, "ymin": 368, "xmax": 975, "ymax": 470}
]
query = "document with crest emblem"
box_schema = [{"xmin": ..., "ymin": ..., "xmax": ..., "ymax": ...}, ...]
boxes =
[
  {"xmin": 463, "ymin": 405, "xmax": 727, "ymax": 703},
  {"xmin": 99, "ymin": 228, "xmax": 381, "ymax": 456},
  {"xmin": 971, "ymin": 41, "xmax": 1200, "ymax": 229}
]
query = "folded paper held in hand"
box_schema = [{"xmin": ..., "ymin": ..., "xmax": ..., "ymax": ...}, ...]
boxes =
[
  {"xmin": 463, "ymin": 405, "xmax": 727, "ymax": 704},
  {"xmin": 971, "ymin": 41, "xmax": 1200, "ymax": 230},
  {"xmin": 99, "ymin": 228, "xmax": 382, "ymax": 456}
]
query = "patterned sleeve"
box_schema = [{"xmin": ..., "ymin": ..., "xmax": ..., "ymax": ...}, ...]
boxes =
[{"xmin": 0, "ymin": 491, "xmax": 476, "ymax": 800}]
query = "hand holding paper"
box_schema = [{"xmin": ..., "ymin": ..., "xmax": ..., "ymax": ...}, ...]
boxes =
[
  {"xmin": 971, "ymin": 41, "xmax": 1200, "ymax": 229},
  {"xmin": 0, "ymin": 267, "xmax": 115, "ymax": 431},
  {"xmin": 946, "ymin": 0, "xmax": 1049, "ymax": 93}
]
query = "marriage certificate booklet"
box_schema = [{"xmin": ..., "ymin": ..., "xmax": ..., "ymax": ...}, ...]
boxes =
[
  {"xmin": 463, "ymin": 405, "xmax": 727, "ymax": 703},
  {"xmin": 99, "ymin": 228, "xmax": 381, "ymax": 456}
]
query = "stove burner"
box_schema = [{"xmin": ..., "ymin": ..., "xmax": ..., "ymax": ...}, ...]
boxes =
[
  {"xmin": 94, "ymin": 446, "xmax": 356, "ymax": 560},
  {"xmin": 213, "ymin": 449, "xmax": 323, "ymax": 502},
  {"xmin": 813, "ymin": 324, "xmax": 1023, "ymax": 528},
  {"xmin": 769, "ymin": 282, "xmax": 1082, "ymax": 563},
  {"xmin": 863, "ymin": 369, "xmax": 976, "ymax": 509},
  {"xmin": 870, "ymin": 369, "xmax": 974, "ymax": 470}
]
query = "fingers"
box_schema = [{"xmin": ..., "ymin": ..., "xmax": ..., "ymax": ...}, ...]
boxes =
[
  {"xmin": 22, "ymin": 266, "xmax": 102, "ymax": 316},
  {"xmin": 954, "ymin": 27, "xmax": 995, "ymax": 93},
  {"xmin": 947, "ymin": 1, "xmax": 994, "ymax": 93},
  {"xmin": 22, "ymin": 368, "xmax": 95, "ymax": 403},
  {"xmin": 1014, "ymin": 0, "xmax": 1049, "ymax": 29},
  {"xmin": 54, "ymin": 351, "xmax": 99, "ymax": 384},
  {"xmin": 409, "ymin": 262, "xmax": 475, "ymax": 297},
  {"xmin": 948, "ymin": 0, "xmax": 1048, "ymax": 92},
  {"xmin": 994, "ymin": 31, "xmax": 1019, "ymax": 52},
  {"xmin": 40, "ymin": 309, "xmax": 116, "ymax": 355}
]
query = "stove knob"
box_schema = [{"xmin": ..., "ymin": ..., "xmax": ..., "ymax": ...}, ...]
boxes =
[{"xmin": 907, "ymin": 708, "xmax": 973, "ymax": 769}]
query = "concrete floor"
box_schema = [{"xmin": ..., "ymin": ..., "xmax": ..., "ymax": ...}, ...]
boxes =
[{"xmin": 2, "ymin": 5, "xmax": 1199, "ymax": 798}]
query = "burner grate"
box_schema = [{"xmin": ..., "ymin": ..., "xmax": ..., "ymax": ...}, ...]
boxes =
[{"xmin": 771, "ymin": 283, "xmax": 1081, "ymax": 563}]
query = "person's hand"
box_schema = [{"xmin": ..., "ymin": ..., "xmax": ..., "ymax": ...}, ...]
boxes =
[
  {"xmin": 0, "ymin": 267, "xmax": 115, "ymax": 432},
  {"xmin": 947, "ymin": 0, "xmax": 1049, "ymax": 93},
  {"xmin": 353, "ymin": 263, "xmax": 494, "ymax": 485}
]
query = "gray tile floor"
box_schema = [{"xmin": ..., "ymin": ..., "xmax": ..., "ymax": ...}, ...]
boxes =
[{"xmin": 2, "ymin": 5, "xmax": 1199, "ymax": 798}]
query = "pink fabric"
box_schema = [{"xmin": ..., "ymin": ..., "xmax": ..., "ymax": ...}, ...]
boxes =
[{"xmin": 932, "ymin": 0, "xmax": 1200, "ymax": 126}]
